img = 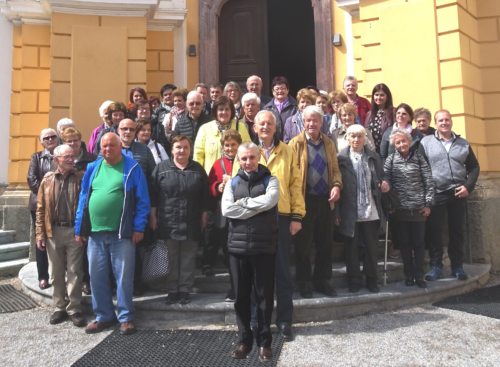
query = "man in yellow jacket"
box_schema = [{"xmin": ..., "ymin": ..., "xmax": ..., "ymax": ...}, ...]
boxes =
[
  {"xmin": 289, "ymin": 105, "xmax": 342, "ymax": 299},
  {"xmin": 253, "ymin": 110, "xmax": 305, "ymax": 341}
]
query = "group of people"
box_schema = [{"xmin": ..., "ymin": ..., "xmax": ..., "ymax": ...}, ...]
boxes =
[{"xmin": 29, "ymin": 73, "xmax": 479, "ymax": 362}]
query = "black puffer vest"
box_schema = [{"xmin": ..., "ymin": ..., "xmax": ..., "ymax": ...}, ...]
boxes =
[{"xmin": 227, "ymin": 165, "xmax": 278, "ymax": 256}]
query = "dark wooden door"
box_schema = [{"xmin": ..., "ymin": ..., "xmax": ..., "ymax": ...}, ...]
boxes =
[{"xmin": 218, "ymin": 0, "xmax": 269, "ymax": 93}]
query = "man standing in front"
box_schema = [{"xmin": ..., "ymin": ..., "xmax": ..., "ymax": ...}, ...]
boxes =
[
  {"xmin": 75, "ymin": 133, "xmax": 150, "ymax": 335},
  {"xmin": 420, "ymin": 109, "xmax": 479, "ymax": 281},
  {"xmin": 289, "ymin": 105, "xmax": 342, "ymax": 298},
  {"xmin": 222, "ymin": 142, "xmax": 279, "ymax": 363},
  {"xmin": 36, "ymin": 144, "xmax": 85, "ymax": 327}
]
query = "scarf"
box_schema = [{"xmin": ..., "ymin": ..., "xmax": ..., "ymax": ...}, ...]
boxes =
[{"xmin": 350, "ymin": 150, "xmax": 371, "ymax": 219}]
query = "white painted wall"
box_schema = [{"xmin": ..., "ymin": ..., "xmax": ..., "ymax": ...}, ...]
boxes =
[{"xmin": 0, "ymin": 16, "xmax": 12, "ymax": 186}]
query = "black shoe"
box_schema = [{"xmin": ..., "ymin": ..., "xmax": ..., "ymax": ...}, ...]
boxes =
[
  {"xmin": 49, "ymin": 311, "xmax": 68, "ymax": 325},
  {"xmin": 278, "ymin": 322, "xmax": 294, "ymax": 341},
  {"xmin": 165, "ymin": 292, "xmax": 179, "ymax": 305},
  {"xmin": 415, "ymin": 279, "xmax": 427, "ymax": 288},
  {"xmin": 314, "ymin": 281, "xmax": 337, "ymax": 297},
  {"xmin": 405, "ymin": 278, "xmax": 415, "ymax": 287},
  {"xmin": 367, "ymin": 282, "xmax": 380, "ymax": 293},
  {"xmin": 202, "ymin": 265, "xmax": 215, "ymax": 277},
  {"xmin": 70, "ymin": 312, "xmax": 86, "ymax": 327},
  {"xmin": 348, "ymin": 284, "xmax": 361, "ymax": 293},
  {"xmin": 179, "ymin": 292, "xmax": 191, "ymax": 305},
  {"xmin": 298, "ymin": 282, "xmax": 313, "ymax": 298}
]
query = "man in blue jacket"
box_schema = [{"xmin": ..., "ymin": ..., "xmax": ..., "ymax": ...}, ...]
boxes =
[{"xmin": 75, "ymin": 133, "xmax": 150, "ymax": 335}]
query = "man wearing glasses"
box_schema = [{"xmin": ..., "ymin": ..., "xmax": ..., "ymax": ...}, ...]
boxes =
[
  {"xmin": 35, "ymin": 144, "xmax": 85, "ymax": 327},
  {"xmin": 173, "ymin": 91, "xmax": 212, "ymax": 142}
]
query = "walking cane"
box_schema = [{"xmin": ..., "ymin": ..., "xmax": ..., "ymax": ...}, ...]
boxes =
[{"xmin": 383, "ymin": 219, "xmax": 389, "ymax": 286}]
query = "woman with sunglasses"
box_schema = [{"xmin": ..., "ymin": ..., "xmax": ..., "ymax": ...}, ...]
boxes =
[{"xmin": 28, "ymin": 128, "xmax": 60, "ymax": 290}]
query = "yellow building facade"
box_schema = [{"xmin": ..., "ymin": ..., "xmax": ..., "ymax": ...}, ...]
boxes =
[{"xmin": 1, "ymin": 0, "xmax": 499, "ymax": 266}]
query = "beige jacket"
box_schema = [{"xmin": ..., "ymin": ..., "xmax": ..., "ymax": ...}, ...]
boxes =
[{"xmin": 288, "ymin": 131, "xmax": 343, "ymax": 209}]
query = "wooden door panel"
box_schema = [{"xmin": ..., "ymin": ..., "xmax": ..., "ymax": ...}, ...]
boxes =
[{"xmin": 219, "ymin": 0, "xmax": 268, "ymax": 91}]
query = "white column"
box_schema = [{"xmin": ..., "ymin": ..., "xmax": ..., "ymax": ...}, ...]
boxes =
[
  {"xmin": 173, "ymin": 19, "xmax": 187, "ymax": 87},
  {"xmin": 344, "ymin": 11, "xmax": 355, "ymax": 76},
  {"xmin": 0, "ymin": 16, "xmax": 12, "ymax": 186}
]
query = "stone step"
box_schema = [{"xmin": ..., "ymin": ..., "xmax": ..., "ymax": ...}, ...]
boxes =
[
  {"xmin": 0, "ymin": 242, "xmax": 30, "ymax": 262},
  {"xmin": 19, "ymin": 262, "xmax": 490, "ymax": 328},
  {"xmin": 0, "ymin": 257, "xmax": 29, "ymax": 277},
  {"xmin": 193, "ymin": 261, "xmax": 405, "ymax": 293},
  {"xmin": 0, "ymin": 230, "xmax": 16, "ymax": 245}
]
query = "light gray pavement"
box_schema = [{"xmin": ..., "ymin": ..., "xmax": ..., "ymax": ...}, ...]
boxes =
[{"xmin": 2, "ymin": 277, "xmax": 500, "ymax": 367}]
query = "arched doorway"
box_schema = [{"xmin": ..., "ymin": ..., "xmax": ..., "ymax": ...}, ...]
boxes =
[{"xmin": 200, "ymin": 0, "xmax": 334, "ymax": 92}]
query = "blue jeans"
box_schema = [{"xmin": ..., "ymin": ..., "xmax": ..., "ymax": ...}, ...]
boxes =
[{"xmin": 87, "ymin": 231, "xmax": 135, "ymax": 323}]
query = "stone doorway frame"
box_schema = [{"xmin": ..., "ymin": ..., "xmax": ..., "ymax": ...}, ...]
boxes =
[{"xmin": 199, "ymin": 0, "xmax": 334, "ymax": 91}]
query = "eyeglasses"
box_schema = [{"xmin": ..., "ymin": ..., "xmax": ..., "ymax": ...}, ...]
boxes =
[
  {"xmin": 42, "ymin": 135, "xmax": 57, "ymax": 141},
  {"xmin": 120, "ymin": 127, "xmax": 136, "ymax": 132},
  {"xmin": 273, "ymin": 87, "xmax": 287, "ymax": 92},
  {"xmin": 188, "ymin": 102, "xmax": 202, "ymax": 106}
]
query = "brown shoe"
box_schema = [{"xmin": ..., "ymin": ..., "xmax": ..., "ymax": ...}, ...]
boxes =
[
  {"xmin": 259, "ymin": 346, "xmax": 273, "ymax": 362},
  {"xmin": 231, "ymin": 343, "xmax": 252, "ymax": 359},
  {"xmin": 119, "ymin": 321, "xmax": 137, "ymax": 335},
  {"xmin": 85, "ymin": 319, "xmax": 117, "ymax": 334}
]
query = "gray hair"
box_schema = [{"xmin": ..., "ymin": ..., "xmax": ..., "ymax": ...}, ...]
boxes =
[
  {"xmin": 39, "ymin": 128, "xmax": 57, "ymax": 141},
  {"xmin": 224, "ymin": 81, "xmax": 242, "ymax": 94},
  {"xmin": 241, "ymin": 92, "xmax": 261, "ymax": 106},
  {"xmin": 389, "ymin": 128, "xmax": 412, "ymax": 145},
  {"xmin": 254, "ymin": 110, "xmax": 276, "ymax": 125},
  {"xmin": 99, "ymin": 100, "xmax": 113, "ymax": 117},
  {"xmin": 346, "ymin": 124, "xmax": 367, "ymax": 137},
  {"xmin": 246, "ymin": 75, "xmax": 263, "ymax": 84},
  {"xmin": 302, "ymin": 105, "xmax": 324, "ymax": 119},
  {"xmin": 53, "ymin": 144, "xmax": 72, "ymax": 157},
  {"xmin": 57, "ymin": 118, "xmax": 74, "ymax": 132},
  {"xmin": 186, "ymin": 90, "xmax": 203, "ymax": 102},
  {"xmin": 237, "ymin": 142, "xmax": 259, "ymax": 157},
  {"xmin": 343, "ymin": 75, "xmax": 358, "ymax": 85}
]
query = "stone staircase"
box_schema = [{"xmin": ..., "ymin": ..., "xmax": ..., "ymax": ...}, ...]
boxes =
[
  {"xmin": 0, "ymin": 229, "xmax": 30, "ymax": 276},
  {"xmin": 18, "ymin": 260, "xmax": 490, "ymax": 328}
]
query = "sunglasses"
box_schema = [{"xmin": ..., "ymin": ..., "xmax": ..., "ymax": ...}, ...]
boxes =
[{"xmin": 42, "ymin": 135, "xmax": 57, "ymax": 141}]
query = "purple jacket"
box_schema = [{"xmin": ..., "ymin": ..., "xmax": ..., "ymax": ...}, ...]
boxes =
[{"xmin": 87, "ymin": 123, "xmax": 106, "ymax": 155}]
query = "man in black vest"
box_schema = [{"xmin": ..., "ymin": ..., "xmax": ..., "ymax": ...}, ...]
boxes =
[{"xmin": 221, "ymin": 142, "xmax": 279, "ymax": 363}]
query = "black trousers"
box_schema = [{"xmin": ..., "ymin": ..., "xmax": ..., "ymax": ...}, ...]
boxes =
[
  {"xmin": 31, "ymin": 211, "xmax": 49, "ymax": 281},
  {"xmin": 344, "ymin": 220, "xmax": 379, "ymax": 286},
  {"xmin": 427, "ymin": 193, "xmax": 467, "ymax": 270},
  {"xmin": 294, "ymin": 195, "xmax": 333, "ymax": 285},
  {"xmin": 394, "ymin": 220, "xmax": 426, "ymax": 280},
  {"xmin": 230, "ymin": 253, "xmax": 275, "ymax": 348}
]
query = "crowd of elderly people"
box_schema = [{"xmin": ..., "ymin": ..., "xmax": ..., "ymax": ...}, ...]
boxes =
[{"xmin": 31, "ymin": 74, "xmax": 479, "ymax": 360}]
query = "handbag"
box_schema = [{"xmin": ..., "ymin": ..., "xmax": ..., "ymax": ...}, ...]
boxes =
[{"xmin": 141, "ymin": 239, "xmax": 170, "ymax": 284}]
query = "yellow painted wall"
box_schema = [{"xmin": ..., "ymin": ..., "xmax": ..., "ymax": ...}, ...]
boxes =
[
  {"xmin": 356, "ymin": 0, "xmax": 441, "ymax": 112},
  {"xmin": 50, "ymin": 13, "xmax": 148, "ymax": 143},
  {"xmin": 9, "ymin": 24, "xmax": 50, "ymax": 184},
  {"xmin": 332, "ymin": 4, "xmax": 347, "ymax": 91},
  {"xmin": 146, "ymin": 31, "xmax": 174, "ymax": 96},
  {"xmin": 186, "ymin": 0, "xmax": 199, "ymax": 89}
]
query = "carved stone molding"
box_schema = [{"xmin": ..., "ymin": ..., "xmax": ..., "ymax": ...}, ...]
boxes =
[
  {"xmin": 0, "ymin": 0, "xmax": 187, "ymax": 28},
  {"xmin": 199, "ymin": 0, "xmax": 334, "ymax": 90}
]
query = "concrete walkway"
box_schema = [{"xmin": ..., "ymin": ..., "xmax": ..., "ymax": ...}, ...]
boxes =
[{"xmin": 2, "ymin": 276, "xmax": 500, "ymax": 366}]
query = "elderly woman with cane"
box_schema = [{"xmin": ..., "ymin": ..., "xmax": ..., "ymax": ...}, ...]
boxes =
[{"xmin": 382, "ymin": 128, "xmax": 434, "ymax": 288}]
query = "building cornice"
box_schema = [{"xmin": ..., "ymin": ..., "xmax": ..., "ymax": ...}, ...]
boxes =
[
  {"xmin": 336, "ymin": 0, "xmax": 360, "ymax": 17},
  {"xmin": 0, "ymin": 0, "xmax": 186, "ymax": 28}
]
